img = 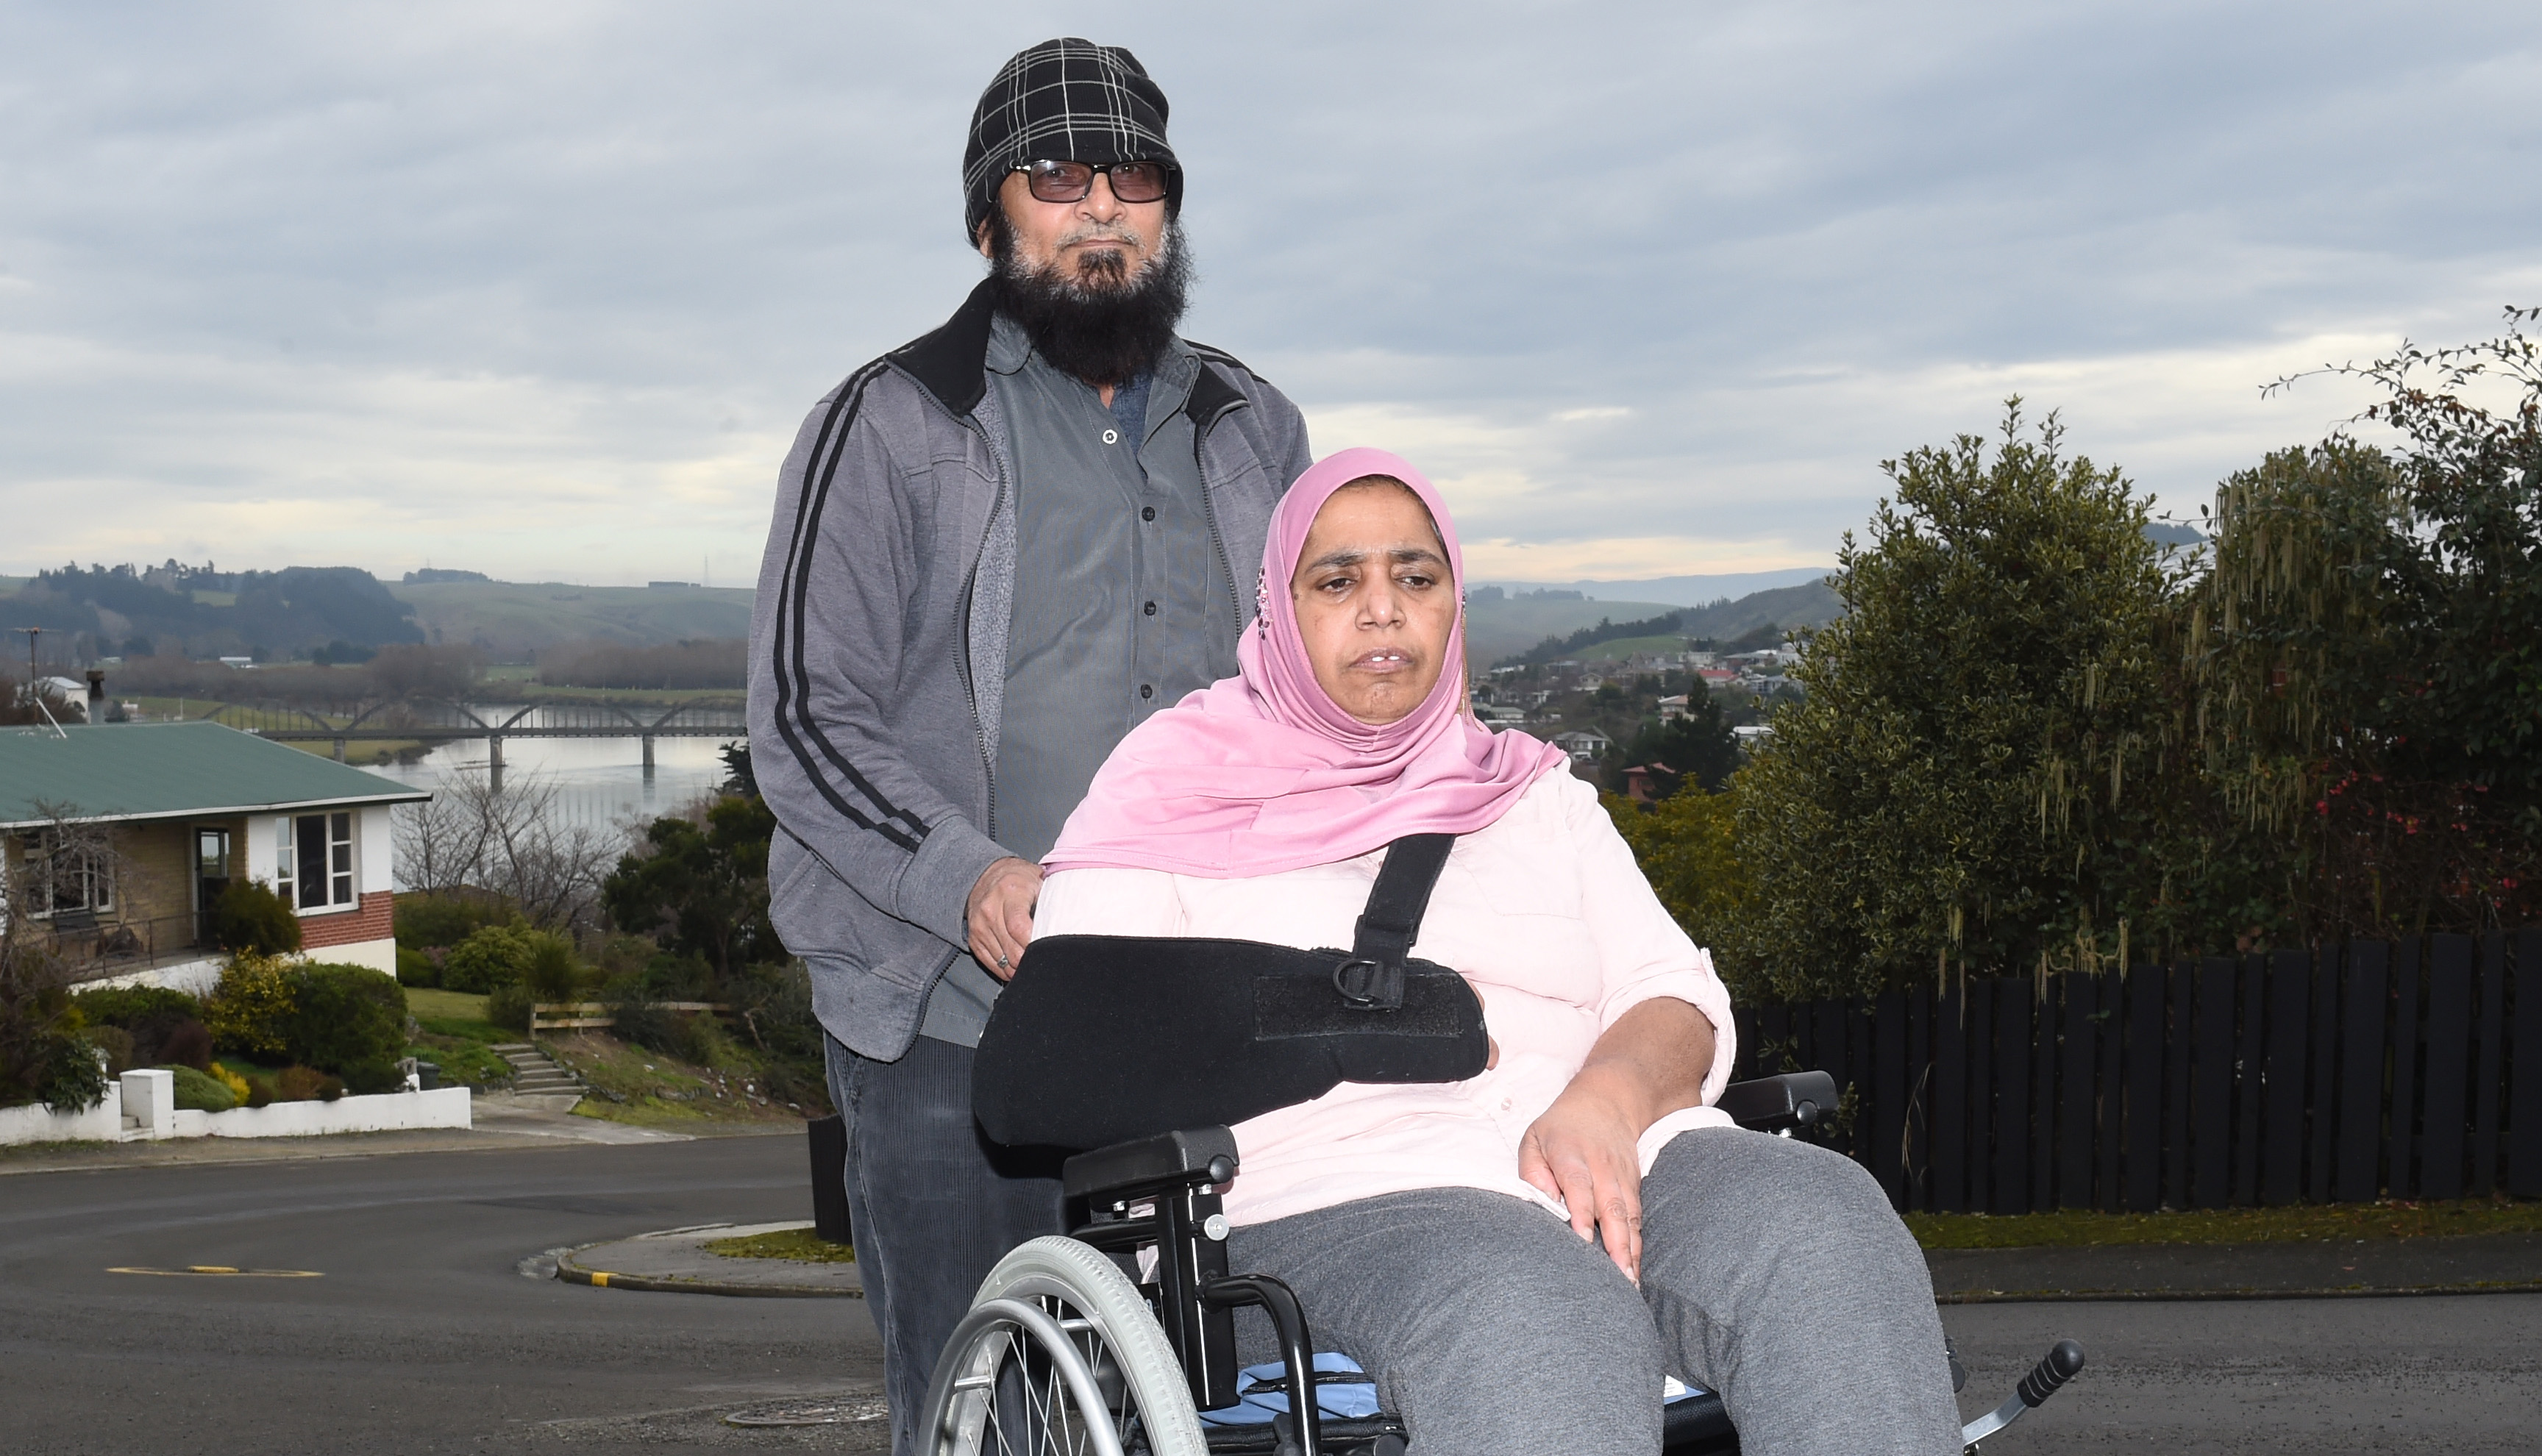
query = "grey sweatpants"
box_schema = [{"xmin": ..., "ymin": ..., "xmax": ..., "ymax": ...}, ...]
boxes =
[{"xmin": 1223, "ymin": 1127, "xmax": 1959, "ymax": 1456}]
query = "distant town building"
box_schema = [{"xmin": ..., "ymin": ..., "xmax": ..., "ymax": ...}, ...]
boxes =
[{"xmin": 1552, "ymin": 729, "xmax": 1613, "ymax": 763}]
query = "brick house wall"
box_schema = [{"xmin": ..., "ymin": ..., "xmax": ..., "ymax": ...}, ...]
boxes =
[{"xmin": 302, "ymin": 889, "xmax": 394, "ymax": 951}]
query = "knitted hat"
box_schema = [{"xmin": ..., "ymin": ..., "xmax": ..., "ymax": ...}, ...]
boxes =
[{"xmin": 962, "ymin": 38, "xmax": 1181, "ymax": 245}]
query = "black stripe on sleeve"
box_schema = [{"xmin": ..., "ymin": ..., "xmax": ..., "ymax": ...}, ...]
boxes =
[{"xmin": 767, "ymin": 360, "xmax": 928, "ymax": 854}]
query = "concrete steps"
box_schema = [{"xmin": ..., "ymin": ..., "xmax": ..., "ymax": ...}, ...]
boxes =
[{"xmin": 491, "ymin": 1043, "xmax": 585, "ymax": 1103}]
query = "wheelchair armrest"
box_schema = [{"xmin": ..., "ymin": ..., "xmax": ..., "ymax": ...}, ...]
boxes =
[
  {"xmin": 1715, "ymin": 1071, "xmax": 1838, "ymax": 1132},
  {"xmin": 1062, "ymin": 1125, "xmax": 1240, "ymax": 1202}
]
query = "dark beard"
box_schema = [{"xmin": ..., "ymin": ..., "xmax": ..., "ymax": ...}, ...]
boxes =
[{"xmin": 986, "ymin": 216, "xmax": 1193, "ymax": 388}]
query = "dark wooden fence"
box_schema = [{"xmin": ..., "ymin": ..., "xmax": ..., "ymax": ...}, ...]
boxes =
[{"xmin": 1728, "ymin": 929, "xmax": 2541, "ymax": 1212}]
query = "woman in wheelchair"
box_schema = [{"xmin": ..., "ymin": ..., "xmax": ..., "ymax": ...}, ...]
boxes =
[{"xmin": 994, "ymin": 449, "xmax": 1962, "ymax": 1456}]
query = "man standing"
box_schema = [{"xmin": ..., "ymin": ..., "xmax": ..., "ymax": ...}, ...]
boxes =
[{"xmin": 747, "ymin": 38, "xmax": 1311, "ymax": 1449}]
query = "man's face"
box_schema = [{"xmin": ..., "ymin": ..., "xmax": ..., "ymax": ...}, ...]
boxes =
[{"xmin": 978, "ymin": 168, "xmax": 1169, "ymax": 293}]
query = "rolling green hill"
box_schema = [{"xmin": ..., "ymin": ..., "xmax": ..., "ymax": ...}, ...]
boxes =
[
  {"xmin": 1460, "ymin": 596, "xmax": 1681, "ymax": 668},
  {"xmin": 386, "ymin": 581, "xmax": 755, "ymax": 659}
]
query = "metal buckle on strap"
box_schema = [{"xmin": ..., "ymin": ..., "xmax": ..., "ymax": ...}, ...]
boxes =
[{"xmin": 1331, "ymin": 957, "xmax": 1405, "ymax": 1011}]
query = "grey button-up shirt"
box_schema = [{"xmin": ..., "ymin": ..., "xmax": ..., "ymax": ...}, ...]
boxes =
[{"xmin": 919, "ymin": 315, "xmax": 1242, "ymax": 1046}]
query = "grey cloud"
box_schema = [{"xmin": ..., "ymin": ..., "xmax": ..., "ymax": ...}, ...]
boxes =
[{"xmin": 1, "ymin": 1, "xmax": 2535, "ymax": 581}]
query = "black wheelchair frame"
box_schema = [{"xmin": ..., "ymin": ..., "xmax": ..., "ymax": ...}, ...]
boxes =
[{"xmin": 1044, "ymin": 1069, "xmax": 2083, "ymax": 1456}]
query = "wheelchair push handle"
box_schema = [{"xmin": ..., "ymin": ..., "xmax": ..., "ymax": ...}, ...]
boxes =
[
  {"xmin": 2018, "ymin": 1340, "xmax": 2086, "ymax": 1407},
  {"xmin": 1713, "ymin": 1071, "xmax": 1839, "ymax": 1133},
  {"xmin": 1961, "ymin": 1338, "xmax": 2087, "ymax": 1449}
]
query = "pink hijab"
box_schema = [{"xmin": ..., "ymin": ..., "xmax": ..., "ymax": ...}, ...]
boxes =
[{"xmin": 1043, "ymin": 447, "xmax": 1570, "ymax": 878}]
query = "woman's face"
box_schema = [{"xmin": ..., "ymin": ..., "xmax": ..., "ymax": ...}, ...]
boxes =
[{"xmin": 1289, "ymin": 479, "xmax": 1456, "ymax": 726}]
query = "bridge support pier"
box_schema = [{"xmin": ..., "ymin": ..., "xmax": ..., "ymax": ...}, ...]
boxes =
[
  {"xmin": 332, "ymin": 738, "xmax": 346, "ymax": 762},
  {"xmin": 641, "ymin": 734, "xmax": 655, "ymax": 770}
]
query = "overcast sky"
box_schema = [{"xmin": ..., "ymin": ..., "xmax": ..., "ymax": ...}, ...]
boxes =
[{"xmin": 2, "ymin": 1, "xmax": 2535, "ymax": 587}]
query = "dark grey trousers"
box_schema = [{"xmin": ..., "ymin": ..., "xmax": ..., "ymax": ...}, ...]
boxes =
[
  {"xmin": 1225, "ymin": 1127, "xmax": 1962, "ymax": 1456},
  {"xmin": 824, "ymin": 1033, "xmax": 1067, "ymax": 1456}
]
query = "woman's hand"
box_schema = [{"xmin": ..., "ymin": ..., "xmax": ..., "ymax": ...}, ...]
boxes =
[
  {"xmin": 1514, "ymin": 998, "xmax": 1716, "ymax": 1283},
  {"xmin": 1518, "ymin": 1077, "xmax": 1648, "ymax": 1280}
]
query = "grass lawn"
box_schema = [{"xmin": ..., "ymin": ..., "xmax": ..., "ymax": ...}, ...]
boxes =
[
  {"xmin": 1905, "ymin": 1199, "xmax": 2542, "ymax": 1249},
  {"xmin": 546, "ymin": 1029, "xmax": 814, "ymax": 1130},
  {"xmin": 407, "ymin": 988, "xmax": 494, "ymax": 1027},
  {"xmin": 705, "ymin": 1227, "xmax": 854, "ymax": 1263},
  {"xmin": 402, "ymin": 988, "xmax": 519, "ymax": 1086}
]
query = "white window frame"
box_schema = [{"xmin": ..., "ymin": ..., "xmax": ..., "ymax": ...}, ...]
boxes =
[
  {"xmin": 16, "ymin": 832, "xmax": 115, "ymax": 919},
  {"xmin": 274, "ymin": 810, "xmax": 358, "ymax": 913}
]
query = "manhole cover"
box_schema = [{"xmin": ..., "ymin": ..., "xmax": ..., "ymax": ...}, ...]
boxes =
[{"xmin": 724, "ymin": 1398, "xmax": 890, "ymax": 1428}]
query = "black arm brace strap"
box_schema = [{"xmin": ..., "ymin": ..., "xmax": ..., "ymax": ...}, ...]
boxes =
[{"xmin": 972, "ymin": 835, "xmax": 1487, "ymax": 1150}]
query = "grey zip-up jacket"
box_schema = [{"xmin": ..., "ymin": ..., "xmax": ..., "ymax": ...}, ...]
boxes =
[{"xmin": 748, "ymin": 280, "xmax": 1312, "ymax": 1061}]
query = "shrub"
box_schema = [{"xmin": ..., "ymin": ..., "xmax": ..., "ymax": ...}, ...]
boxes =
[
  {"xmin": 441, "ymin": 923, "xmax": 541, "ymax": 993},
  {"xmin": 213, "ymin": 879, "xmax": 304, "ymax": 956},
  {"xmin": 71, "ymin": 985, "xmax": 200, "ymax": 1030},
  {"xmin": 522, "ymin": 933, "xmax": 582, "ymax": 1002},
  {"xmin": 243, "ymin": 1074, "xmax": 276, "ymax": 1108},
  {"xmin": 395, "ymin": 945, "xmax": 441, "ymax": 988},
  {"xmin": 37, "ymin": 1032, "xmax": 110, "ymax": 1111},
  {"xmin": 485, "ymin": 982, "xmax": 534, "ymax": 1035},
  {"xmin": 284, "ymin": 963, "xmax": 407, "ymax": 1091},
  {"xmin": 275, "ymin": 1066, "xmax": 344, "ymax": 1102},
  {"xmin": 69, "ymin": 985, "xmax": 204, "ymax": 1065},
  {"xmin": 158, "ymin": 1019, "xmax": 215, "ymax": 1071},
  {"xmin": 165, "ymin": 1063, "xmax": 237, "ymax": 1112},
  {"xmin": 204, "ymin": 954, "xmax": 296, "ymax": 1059},
  {"xmin": 1734, "ymin": 403, "xmax": 2184, "ymax": 998},
  {"xmin": 1, "ymin": 929, "xmax": 108, "ymax": 1111},
  {"xmin": 87, "ymin": 1024, "xmax": 135, "ymax": 1076},
  {"xmin": 394, "ymin": 891, "xmax": 518, "ymax": 953},
  {"xmin": 208, "ymin": 1062, "xmax": 252, "ymax": 1103}
]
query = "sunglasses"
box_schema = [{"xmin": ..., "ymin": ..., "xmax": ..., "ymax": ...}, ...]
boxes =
[{"xmin": 1017, "ymin": 158, "xmax": 1172, "ymax": 205}]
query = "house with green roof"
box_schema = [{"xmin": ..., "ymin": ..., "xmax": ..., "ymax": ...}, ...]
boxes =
[{"xmin": 0, "ymin": 721, "xmax": 430, "ymax": 991}]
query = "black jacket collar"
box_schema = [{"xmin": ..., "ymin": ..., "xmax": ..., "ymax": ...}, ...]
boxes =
[{"xmin": 890, "ymin": 279, "xmax": 1246, "ymax": 429}]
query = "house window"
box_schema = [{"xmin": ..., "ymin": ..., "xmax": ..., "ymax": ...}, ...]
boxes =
[
  {"xmin": 275, "ymin": 812, "xmax": 357, "ymax": 911},
  {"xmin": 17, "ymin": 833, "xmax": 114, "ymax": 918}
]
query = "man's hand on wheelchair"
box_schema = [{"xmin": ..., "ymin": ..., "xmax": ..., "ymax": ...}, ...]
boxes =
[
  {"xmin": 968, "ymin": 857, "xmax": 1043, "ymax": 980},
  {"xmin": 1520, "ymin": 1075, "xmax": 1648, "ymax": 1283}
]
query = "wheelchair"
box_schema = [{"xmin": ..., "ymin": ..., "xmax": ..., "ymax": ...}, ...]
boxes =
[{"xmin": 917, "ymin": 1070, "xmax": 2086, "ymax": 1456}]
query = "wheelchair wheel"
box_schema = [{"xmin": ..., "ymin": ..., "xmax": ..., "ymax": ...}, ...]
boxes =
[{"xmin": 919, "ymin": 1235, "xmax": 1207, "ymax": 1456}]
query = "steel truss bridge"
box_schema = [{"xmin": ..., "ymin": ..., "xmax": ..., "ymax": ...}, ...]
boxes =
[{"xmin": 202, "ymin": 697, "xmax": 747, "ymax": 768}]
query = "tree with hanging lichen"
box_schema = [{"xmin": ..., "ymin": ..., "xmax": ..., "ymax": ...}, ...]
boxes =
[
  {"xmin": 1729, "ymin": 402, "xmax": 2206, "ymax": 1000},
  {"xmin": 2187, "ymin": 307, "xmax": 2542, "ymax": 936}
]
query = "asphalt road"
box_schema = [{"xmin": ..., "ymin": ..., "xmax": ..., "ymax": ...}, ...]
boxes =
[
  {"xmin": 4, "ymin": 1132, "xmax": 2538, "ymax": 1454},
  {"xmin": 0, "ymin": 1132, "xmax": 885, "ymax": 1455},
  {"xmin": 1943, "ymin": 1293, "xmax": 2542, "ymax": 1454}
]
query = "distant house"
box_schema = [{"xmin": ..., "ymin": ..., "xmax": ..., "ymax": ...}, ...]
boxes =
[
  {"xmin": 1619, "ymin": 762, "xmax": 1676, "ymax": 804},
  {"xmin": 1695, "ymin": 668, "xmax": 1740, "ymax": 692},
  {"xmin": 1733, "ymin": 724, "xmax": 1775, "ymax": 750},
  {"xmin": 1657, "ymin": 694, "xmax": 1690, "ymax": 722},
  {"xmin": 1552, "ymin": 729, "xmax": 1613, "ymax": 763},
  {"xmin": 0, "ymin": 722, "xmax": 430, "ymax": 991}
]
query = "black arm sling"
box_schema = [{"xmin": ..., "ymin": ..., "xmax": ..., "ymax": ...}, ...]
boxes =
[{"xmin": 972, "ymin": 834, "xmax": 1489, "ymax": 1150}]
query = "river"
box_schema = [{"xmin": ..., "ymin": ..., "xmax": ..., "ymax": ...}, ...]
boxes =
[{"xmin": 359, "ymin": 708, "xmax": 744, "ymax": 874}]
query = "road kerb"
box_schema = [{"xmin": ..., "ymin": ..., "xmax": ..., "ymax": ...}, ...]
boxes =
[{"xmin": 553, "ymin": 1229, "xmax": 864, "ymax": 1299}]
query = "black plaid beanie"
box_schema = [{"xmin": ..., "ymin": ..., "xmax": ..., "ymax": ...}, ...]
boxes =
[{"xmin": 963, "ymin": 38, "xmax": 1181, "ymax": 244}]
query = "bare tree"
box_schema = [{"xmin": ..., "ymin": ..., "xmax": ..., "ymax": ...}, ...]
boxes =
[{"xmin": 394, "ymin": 772, "xmax": 624, "ymax": 932}]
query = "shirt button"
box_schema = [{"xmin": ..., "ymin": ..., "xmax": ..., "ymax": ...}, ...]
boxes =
[
  {"xmin": 1102, "ymin": 428, "xmax": 1120, "ymax": 445},
  {"xmin": 1143, "ymin": 601, "xmax": 1158, "ymax": 616},
  {"xmin": 1140, "ymin": 684, "xmax": 1155, "ymax": 699},
  {"xmin": 1141, "ymin": 506, "xmax": 1156, "ymax": 522}
]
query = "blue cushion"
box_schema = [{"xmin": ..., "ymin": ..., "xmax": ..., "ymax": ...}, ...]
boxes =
[
  {"xmin": 1195, "ymin": 1355, "xmax": 1713, "ymax": 1425},
  {"xmin": 1198, "ymin": 1354, "xmax": 1381, "ymax": 1426}
]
